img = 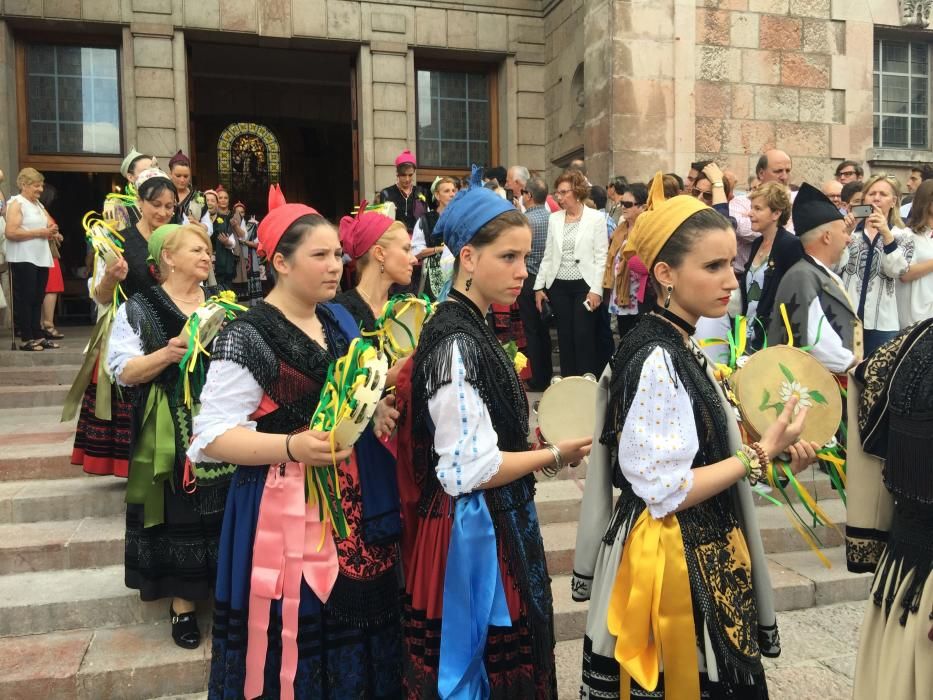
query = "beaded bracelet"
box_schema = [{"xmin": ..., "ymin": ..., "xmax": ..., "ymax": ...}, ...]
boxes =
[
  {"xmin": 750, "ymin": 441, "xmax": 769, "ymax": 470},
  {"xmin": 736, "ymin": 444, "xmax": 763, "ymax": 486}
]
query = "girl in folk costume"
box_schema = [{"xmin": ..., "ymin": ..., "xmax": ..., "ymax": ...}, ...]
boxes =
[
  {"xmin": 401, "ymin": 166, "xmax": 591, "ymax": 698},
  {"xmin": 187, "ymin": 186, "xmax": 404, "ymax": 699},
  {"xmin": 334, "ymin": 204, "xmax": 416, "ymax": 386},
  {"xmin": 107, "ymin": 223, "xmax": 230, "ymax": 648},
  {"xmin": 413, "ymin": 176, "xmax": 458, "ymax": 301},
  {"xmin": 67, "ymin": 168, "xmax": 176, "ymax": 476},
  {"xmin": 231, "ymin": 201, "xmax": 263, "ymax": 305},
  {"xmin": 846, "ymin": 319, "xmax": 933, "ymax": 699},
  {"xmin": 572, "ymin": 173, "xmax": 821, "ymax": 699},
  {"xmin": 169, "ymin": 150, "xmax": 211, "ymax": 231}
]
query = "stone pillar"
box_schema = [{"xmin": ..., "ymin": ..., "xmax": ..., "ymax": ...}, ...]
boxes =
[
  {"xmin": 583, "ymin": 0, "xmax": 693, "ymax": 186},
  {"xmin": 0, "ymin": 20, "xmax": 17, "ymax": 178},
  {"xmin": 364, "ymin": 42, "xmax": 412, "ymax": 199}
]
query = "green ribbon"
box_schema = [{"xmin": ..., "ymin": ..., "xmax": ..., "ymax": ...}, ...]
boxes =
[
  {"xmin": 61, "ymin": 312, "xmax": 115, "ymax": 422},
  {"xmin": 126, "ymin": 386, "xmax": 175, "ymax": 528}
]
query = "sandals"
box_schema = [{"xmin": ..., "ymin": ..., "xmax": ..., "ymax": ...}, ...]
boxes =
[
  {"xmin": 170, "ymin": 604, "xmax": 201, "ymax": 649},
  {"xmin": 39, "ymin": 338, "xmax": 60, "ymax": 349},
  {"xmin": 19, "ymin": 340, "xmax": 44, "ymax": 352},
  {"xmin": 41, "ymin": 325, "xmax": 65, "ymax": 340}
]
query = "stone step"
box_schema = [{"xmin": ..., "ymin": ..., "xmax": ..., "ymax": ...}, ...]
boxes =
[
  {"xmin": 0, "ymin": 565, "xmax": 165, "ymax": 637},
  {"xmin": 0, "ymin": 384, "xmax": 71, "ymax": 409},
  {"xmin": 0, "ymin": 349, "xmax": 88, "ymax": 367},
  {"xmin": 551, "ymin": 546, "xmax": 871, "ymax": 643},
  {"xmin": 0, "ymin": 516, "xmax": 124, "ymax": 575},
  {"xmin": 0, "ymin": 446, "xmax": 76, "ymax": 481},
  {"xmin": 541, "ymin": 498, "xmax": 848, "ymax": 575},
  {"xmin": 0, "ymin": 620, "xmax": 210, "ymax": 700},
  {"xmin": 0, "ymin": 364, "xmax": 83, "ymax": 386},
  {"xmin": 0, "ymin": 406, "xmax": 80, "ymax": 481},
  {"xmin": 0, "ymin": 477, "xmax": 125, "ymax": 525}
]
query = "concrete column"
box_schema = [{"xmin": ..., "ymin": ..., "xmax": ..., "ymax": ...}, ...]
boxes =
[
  {"xmin": 357, "ymin": 44, "xmax": 376, "ymax": 202},
  {"xmin": 129, "ymin": 19, "xmax": 183, "ymax": 164},
  {"xmin": 368, "ymin": 41, "xmax": 412, "ymax": 197}
]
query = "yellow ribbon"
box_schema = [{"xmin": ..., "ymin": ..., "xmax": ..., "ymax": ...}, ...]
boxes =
[
  {"xmin": 607, "ymin": 509, "xmax": 700, "ymax": 699},
  {"xmin": 779, "ymin": 303, "xmax": 794, "ymax": 348}
]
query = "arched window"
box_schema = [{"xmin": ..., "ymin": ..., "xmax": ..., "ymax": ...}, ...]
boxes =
[{"xmin": 217, "ymin": 122, "xmax": 281, "ymax": 202}]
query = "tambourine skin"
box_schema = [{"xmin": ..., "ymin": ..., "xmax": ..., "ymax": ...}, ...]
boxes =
[
  {"xmin": 331, "ymin": 354, "xmax": 389, "ymax": 450},
  {"xmin": 731, "ymin": 346, "xmax": 842, "ymax": 447},
  {"xmin": 179, "ymin": 304, "xmax": 228, "ymax": 346},
  {"xmin": 536, "ymin": 375, "xmax": 599, "ymax": 446}
]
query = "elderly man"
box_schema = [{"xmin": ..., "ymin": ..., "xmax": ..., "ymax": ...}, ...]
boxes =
[
  {"xmin": 769, "ymin": 183, "xmax": 862, "ymax": 373},
  {"xmin": 822, "ymin": 179, "xmax": 845, "ymax": 213},
  {"xmin": 729, "ymin": 149, "xmax": 795, "ymax": 272},
  {"xmin": 505, "ymin": 165, "xmax": 530, "ymax": 211}
]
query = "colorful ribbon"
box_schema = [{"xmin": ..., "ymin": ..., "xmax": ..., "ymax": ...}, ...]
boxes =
[
  {"xmin": 125, "ymin": 386, "xmax": 175, "ymax": 528},
  {"xmin": 438, "ymin": 493, "xmax": 512, "ymax": 699},
  {"xmin": 363, "ymin": 294, "xmax": 435, "ymax": 363},
  {"xmin": 177, "ymin": 291, "xmax": 246, "ymax": 409},
  {"xmin": 607, "ymin": 509, "xmax": 699, "ymax": 698}
]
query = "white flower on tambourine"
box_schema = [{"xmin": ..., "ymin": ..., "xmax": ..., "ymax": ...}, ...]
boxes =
[
  {"xmin": 736, "ymin": 355, "xmax": 750, "ymax": 369},
  {"xmin": 779, "ymin": 380, "xmax": 813, "ymax": 410},
  {"xmin": 823, "ymin": 435, "xmax": 838, "ymax": 450}
]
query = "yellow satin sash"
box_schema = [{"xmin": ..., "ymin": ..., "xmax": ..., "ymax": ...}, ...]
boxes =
[{"xmin": 607, "ymin": 509, "xmax": 700, "ymax": 699}]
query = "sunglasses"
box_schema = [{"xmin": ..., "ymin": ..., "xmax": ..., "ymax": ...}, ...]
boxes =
[
  {"xmin": 620, "ymin": 201, "xmax": 639, "ymax": 209},
  {"xmin": 691, "ymin": 188, "xmax": 713, "ymax": 202}
]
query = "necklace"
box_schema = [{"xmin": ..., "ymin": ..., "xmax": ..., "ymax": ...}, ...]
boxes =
[
  {"xmin": 652, "ymin": 306, "xmax": 697, "ymax": 336},
  {"xmin": 356, "ymin": 286, "xmax": 385, "ymax": 317},
  {"xmin": 164, "ymin": 288, "xmax": 203, "ymax": 304}
]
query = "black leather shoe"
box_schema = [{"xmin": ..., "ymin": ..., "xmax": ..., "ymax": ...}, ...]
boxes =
[{"xmin": 170, "ymin": 604, "xmax": 201, "ymax": 649}]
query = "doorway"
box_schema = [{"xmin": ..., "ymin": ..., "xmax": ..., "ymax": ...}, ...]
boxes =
[{"xmin": 188, "ymin": 42, "xmax": 355, "ymax": 222}]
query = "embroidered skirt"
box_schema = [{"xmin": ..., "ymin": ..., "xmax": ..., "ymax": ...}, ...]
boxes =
[
  {"xmin": 209, "ymin": 466, "xmax": 403, "ymax": 700},
  {"xmin": 403, "ymin": 492, "xmax": 557, "ymax": 699},
  {"xmin": 71, "ymin": 369, "xmax": 132, "ymax": 478}
]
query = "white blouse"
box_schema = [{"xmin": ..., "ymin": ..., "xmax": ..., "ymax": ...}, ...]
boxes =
[
  {"xmin": 617, "ymin": 347, "xmax": 697, "ymax": 519},
  {"xmin": 428, "ymin": 341, "xmax": 502, "ymax": 497},
  {"xmin": 897, "ymin": 227, "xmax": 933, "ymax": 328},
  {"xmin": 5, "ymin": 195, "xmax": 53, "ymax": 267},
  {"xmin": 842, "ymin": 227, "xmax": 913, "ymax": 332},
  {"xmin": 106, "ymin": 304, "xmax": 147, "ymax": 385},
  {"xmin": 188, "ymin": 360, "xmax": 265, "ymax": 464}
]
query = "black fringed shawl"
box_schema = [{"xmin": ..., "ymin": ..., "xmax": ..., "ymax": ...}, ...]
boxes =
[
  {"xmin": 601, "ymin": 314, "xmax": 772, "ymax": 692},
  {"xmin": 410, "ymin": 290, "xmax": 556, "ymax": 677},
  {"xmin": 856, "ymin": 318, "xmax": 933, "ymax": 625}
]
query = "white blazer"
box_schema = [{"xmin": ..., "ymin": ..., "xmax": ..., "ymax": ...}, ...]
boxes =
[{"xmin": 534, "ymin": 206, "xmax": 609, "ymax": 297}]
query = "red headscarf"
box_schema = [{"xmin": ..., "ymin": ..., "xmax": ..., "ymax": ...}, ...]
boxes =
[
  {"xmin": 257, "ymin": 184, "xmax": 319, "ymax": 259},
  {"xmin": 338, "ymin": 200, "xmax": 396, "ymax": 260}
]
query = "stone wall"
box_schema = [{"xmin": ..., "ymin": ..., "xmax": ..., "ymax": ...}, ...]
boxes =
[
  {"xmin": 544, "ymin": 0, "xmax": 585, "ymax": 184},
  {"xmin": 0, "ymin": 0, "xmax": 547, "ymax": 199},
  {"xmin": 693, "ymin": 0, "xmax": 877, "ymax": 187}
]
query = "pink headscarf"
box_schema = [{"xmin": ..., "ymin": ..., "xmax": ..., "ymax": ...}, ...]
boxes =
[{"xmin": 338, "ymin": 200, "xmax": 396, "ymax": 260}]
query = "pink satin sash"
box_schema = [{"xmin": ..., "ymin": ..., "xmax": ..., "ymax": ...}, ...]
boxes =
[{"xmin": 243, "ymin": 460, "xmax": 339, "ymax": 700}]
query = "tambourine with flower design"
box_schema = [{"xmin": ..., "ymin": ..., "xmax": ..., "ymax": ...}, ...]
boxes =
[{"xmin": 534, "ymin": 374, "xmax": 599, "ymax": 478}]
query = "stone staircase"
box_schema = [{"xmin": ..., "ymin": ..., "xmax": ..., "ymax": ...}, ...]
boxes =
[{"xmin": 0, "ymin": 328, "xmax": 871, "ymax": 699}]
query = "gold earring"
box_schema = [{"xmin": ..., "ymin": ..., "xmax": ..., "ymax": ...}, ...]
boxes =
[
  {"xmin": 664, "ymin": 285, "xmax": 673, "ymax": 309},
  {"xmin": 380, "ymin": 263, "xmax": 385, "ymax": 274},
  {"xmin": 465, "ymin": 277, "xmax": 472, "ymax": 291}
]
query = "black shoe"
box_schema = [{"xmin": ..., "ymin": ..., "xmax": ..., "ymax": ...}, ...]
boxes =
[{"xmin": 170, "ymin": 604, "xmax": 201, "ymax": 649}]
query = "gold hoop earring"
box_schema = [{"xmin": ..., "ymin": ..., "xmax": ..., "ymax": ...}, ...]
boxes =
[
  {"xmin": 664, "ymin": 285, "xmax": 673, "ymax": 309},
  {"xmin": 465, "ymin": 277, "xmax": 472, "ymax": 291}
]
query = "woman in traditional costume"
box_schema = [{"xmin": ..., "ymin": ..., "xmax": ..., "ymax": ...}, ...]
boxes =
[
  {"xmin": 846, "ymin": 319, "xmax": 933, "ymax": 699},
  {"xmin": 412, "ymin": 176, "xmax": 457, "ymax": 301},
  {"xmin": 187, "ymin": 189, "xmax": 404, "ymax": 698},
  {"xmin": 231, "ymin": 201, "xmax": 263, "ymax": 305},
  {"xmin": 168, "ymin": 150, "xmax": 211, "ymax": 231},
  {"xmin": 401, "ymin": 166, "xmax": 591, "ymax": 698},
  {"xmin": 107, "ymin": 223, "xmax": 228, "ymax": 649},
  {"xmin": 334, "ymin": 204, "xmax": 416, "ymax": 335},
  {"xmin": 572, "ymin": 173, "xmax": 820, "ymax": 699},
  {"xmin": 68, "ymin": 168, "xmax": 177, "ymax": 476}
]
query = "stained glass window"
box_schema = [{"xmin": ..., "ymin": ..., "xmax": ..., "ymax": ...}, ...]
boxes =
[
  {"xmin": 26, "ymin": 44, "xmax": 120, "ymax": 155},
  {"xmin": 217, "ymin": 122, "xmax": 281, "ymax": 197},
  {"xmin": 416, "ymin": 69, "xmax": 491, "ymax": 169},
  {"xmin": 873, "ymin": 39, "xmax": 929, "ymax": 149}
]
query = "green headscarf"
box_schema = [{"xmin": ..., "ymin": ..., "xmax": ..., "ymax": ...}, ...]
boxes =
[{"xmin": 147, "ymin": 223, "xmax": 180, "ymax": 265}]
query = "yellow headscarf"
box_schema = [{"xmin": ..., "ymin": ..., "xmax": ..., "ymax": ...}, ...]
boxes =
[{"xmin": 623, "ymin": 171, "xmax": 708, "ymax": 269}]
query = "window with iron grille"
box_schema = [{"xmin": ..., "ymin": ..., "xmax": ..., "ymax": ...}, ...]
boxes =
[
  {"xmin": 873, "ymin": 39, "xmax": 929, "ymax": 149},
  {"xmin": 416, "ymin": 68, "xmax": 493, "ymax": 169}
]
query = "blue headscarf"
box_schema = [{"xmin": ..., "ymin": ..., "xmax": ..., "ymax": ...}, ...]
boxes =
[{"xmin": 434, "ymin": 165, "xmax": 516, "ymax": 257}]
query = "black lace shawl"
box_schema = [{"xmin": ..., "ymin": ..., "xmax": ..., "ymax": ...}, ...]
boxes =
[
  {"xmin": 602, "ymin": 314, "xmax": 768, "ymax": 689},
  {"xmin": 333, "ymin": 288, "xmax": 378, "ymax": 334},
  {"xmin": 855, "ymin": 318, "xmax": 933, "ymax": 624},
  {"xmin": 411, "ymin": 291, "xmax": 556, "ymax": 678}
]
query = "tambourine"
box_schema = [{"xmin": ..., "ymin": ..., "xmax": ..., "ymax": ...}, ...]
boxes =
[
  {"xmin": 535, "ymin": 374, "xmax": 599, "ymax": 477},
  {"xmin": 730, "ymin": 345, "xmax": 842, "ymax": 447},
  {"xmin": 83, "ymin": 213, "xmax": 125, "ymax": 267},
  {"xmin": 375, "ymin": 295, "xmax": 435, "ymax": 363},
  {"xmin": 179, "ymin": 303, "xmax": 228, "ymax": 346},
  {"xmin": 311, "ymin": 338, "xmax": 389, "ymax": 451}
]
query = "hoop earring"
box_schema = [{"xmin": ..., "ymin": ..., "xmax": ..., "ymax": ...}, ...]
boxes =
[
  {"xmin": 664, "ymin": 285, "xmax": 673, "ymax": 309},
  {"xmin": 465, "ymin": 277, "xmax": 472, "ymax": 291}
]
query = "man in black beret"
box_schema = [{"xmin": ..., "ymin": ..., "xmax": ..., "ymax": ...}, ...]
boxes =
[{"xmin": 768, "ymin": 182, "xmax": 863, "ymax": 373}]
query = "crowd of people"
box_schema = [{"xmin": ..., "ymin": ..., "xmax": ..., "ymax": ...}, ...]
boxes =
[{"xmin": 0, "ymin": 142, "xmax": 929, "ymax": 700}]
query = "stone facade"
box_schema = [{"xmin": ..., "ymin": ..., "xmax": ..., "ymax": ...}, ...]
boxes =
[{"xmin": 1, "ymin": 0, "xmax": 931, "ymax": 197}]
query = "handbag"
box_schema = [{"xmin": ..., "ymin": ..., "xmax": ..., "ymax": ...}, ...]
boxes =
[
  {"xmin": 540, "ymin": 297, "xmax": 555, "ymax": 326},
  {"xmin": 49, "ymin": 237, "xmax": 61, "ymax": 259}
]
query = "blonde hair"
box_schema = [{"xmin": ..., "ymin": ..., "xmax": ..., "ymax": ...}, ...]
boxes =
[
  {"xmin": 16, "ymin": 167, "xmax": 44, "ymax": 190},
  {"xmin": 160, "ymin": 224, "xmax": 212, "ymax": 269},
  {"xmin": 356, "ymin": 221, "xmax": 408, "ymax": 279},
  {"xmin": 749, "ymin": 182, "xmax": 792, "ymax": 227},
  {"xmin": 861, "ymin": 174, "xmax": 905, "ymax": 228}
]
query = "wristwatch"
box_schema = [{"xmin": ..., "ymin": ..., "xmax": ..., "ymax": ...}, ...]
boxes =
[{"xmin": 712, "ymin": 182, "xmax": 724, "ymax": 188}]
